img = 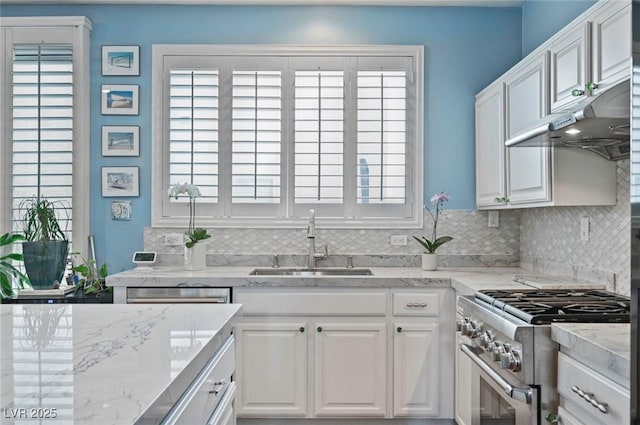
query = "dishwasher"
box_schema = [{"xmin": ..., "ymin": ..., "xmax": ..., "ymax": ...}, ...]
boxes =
[{"xmin": 126, "ymin": 287, "xmax": 231, "ymax": 304}]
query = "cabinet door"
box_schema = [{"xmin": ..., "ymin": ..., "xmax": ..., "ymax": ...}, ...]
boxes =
[
  {"xmin": 454, "ymin": 330, "xmax": 477, "ymax": 425},
  {"xmin": 314, "ymin": 322, "xmax": 387, "ymax": 417},
  {"xmin": 235, "ymin": 323, "xmax": 307, "ymax": 417},
  {"xmin": 504, "ymin": 53, "xmax": 551, "ymax": 205},
  {"xmin": 393, "ymin": 323, "xmax": 439, "ymax": 417},
  {"xmin": 557, "ymin": 406, "xmax": 585, "ymax": 425},
  {"xmin": 475, "ymin": 83, "xmax": 506, "ymax": 208},
  {"xmin": 591, "ymin": 1, "xmax": 631, "ymax": 92},
  {"xmin": 208, "ymin": 383, "xmax": 236, "ymax": 425},
  {"xmin": 550, "ymin": 23, "xmax": 590, "ymax": 112}
]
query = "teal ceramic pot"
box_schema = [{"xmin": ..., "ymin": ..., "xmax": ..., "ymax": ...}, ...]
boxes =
[{"xmin": 22, "ymin": 240, "xmax": 69, "ymax": 290}]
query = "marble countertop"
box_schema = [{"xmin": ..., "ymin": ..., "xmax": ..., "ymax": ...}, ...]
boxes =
[
  {"xmin": 0, "ymin": 303, "xmax": 241, "ymax": 424},
  {"xmin": 107, "ymin": 266, "xmax": 548, "ymax": 294},
  {"xmin": 551, "ymin": 323, "xmax": 630, "ymax": 384}
]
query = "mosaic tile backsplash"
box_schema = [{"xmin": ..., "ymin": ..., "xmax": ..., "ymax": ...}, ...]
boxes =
[
  {"xmin": 520, "ymin": 160, "xmax": 630, "ymax": 296},
  {"xmin": 145, "ymin": 160, "xmax": 631, "ymax": 296}
]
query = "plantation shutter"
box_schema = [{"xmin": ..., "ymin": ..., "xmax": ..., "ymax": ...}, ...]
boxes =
[
  {"xmin": 11, "ymin": 44, "xmax": 74, "ymax": 241},
  {"xmin": 231, "ymin": 70, "xmax": 282, "ymax": 205},
  {"xmin": 168, "ymin": 69, "xmax": 219, "ymax": 203}
]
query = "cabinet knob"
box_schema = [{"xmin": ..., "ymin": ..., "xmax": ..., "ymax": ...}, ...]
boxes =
[
  {"xmin": 544, "ymin": 412, "xmax": 558, "ymax": 423},
  {"xmin": 317, "ymin": 326, "xmax": 322, "ymax": 332},
  {"xmin": 586, "ymin": 82, "xmax": 599, "ymax": 91},
  {"xmin": 397, "ymin": 327, "xmax": 402, "ymax": 333},
  {"xmin": 571, "ymin": 89, "xmax": 585, "ymax": 97},
  {"xmin": 299, "ymin": 327, "xmax": 305, "ymax": 333}
]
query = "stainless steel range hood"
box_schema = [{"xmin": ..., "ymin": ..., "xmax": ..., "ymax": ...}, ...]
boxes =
[{"xmin": 504, "ymin": 81, "xmax": 630, "ymax": 161}]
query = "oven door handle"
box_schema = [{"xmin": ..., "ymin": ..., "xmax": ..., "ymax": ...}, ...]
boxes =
[{"xmin": 460, "ymin": 343, "xmax": 533, "ymax": 404}]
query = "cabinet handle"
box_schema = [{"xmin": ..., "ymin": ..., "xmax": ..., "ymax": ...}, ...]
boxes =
[
  {"xmin": 571, "ymin": 89, "xmax": 585, "ymax": 97},
  {"xmin": 397, "ymin": 327, "xmax": 402, "ymax": 333},
  {"xmin": 299, "ymin": 326, "xmax": 305, "ymax": 333},
  {"xmin": 209, "ymin": 378, "xmax": 227, "ymax": 395},
  {"xmin": 571, "ymin": 385, "xmax": 609, "ymax": 414},
  {"xmin": 317, "ymin": 326, "xmax": 322, "ymax": 332},
  {"xmin": 406, "ymin": 302, "xmax": 427, "ymax": 308},
  {"xmin": 586, "ymin": 82, "xmax": 599, "ymax": 91}
]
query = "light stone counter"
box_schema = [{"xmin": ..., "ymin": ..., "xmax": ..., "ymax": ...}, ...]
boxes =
[
  {"xmin": 551, "ymin": 323, "xmax": 630, "ymax": 384},
  {"xmin": 106, "ymin": 265, "xmax": 603, "ymax": 303},
  {"xmin": 0, "ymin": 303, "xmax": 241, "ymax": 424}
]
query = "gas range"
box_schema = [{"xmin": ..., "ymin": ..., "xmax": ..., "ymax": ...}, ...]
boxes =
[{"xmin": 457, "ymin": 288, "xmax": 630, "ymax": 424}]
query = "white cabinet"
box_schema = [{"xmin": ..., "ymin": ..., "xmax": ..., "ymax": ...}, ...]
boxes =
[
  {"xmin": 393, "ymin": 323, "xmax": 439, "ymax": 417},
  {"xmin": 591, "ymin": 1, "xmax": 631, "ymax": 93},
  {"xmin": 475, "ymin": 82, "xmax": 506, "ymax": 208},
  {"xmin": 314, "ymin": 322, "xmax": 387, "ymax": 417},
  {"xmin": 208, "ymin": 383, "xmax": 237, "ymax": 425},
  {"xmin": 235, "ymin": 323, "xmax": 307, "ymax": 417},
  {"xmin": 549, "ymin": 1, "xmax": 630, "ymax": 112},
  {"xmin": 504, "ymin": 52, "xmax": 551, "ymax": 205}
]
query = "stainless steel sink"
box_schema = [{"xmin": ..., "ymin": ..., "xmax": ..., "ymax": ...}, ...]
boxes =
[{"xmin": 249, "ymin": 268, "xmax": 373, "ymax": 276}]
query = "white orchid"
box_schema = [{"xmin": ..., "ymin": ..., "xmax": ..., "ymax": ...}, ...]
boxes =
[
  {"xmin": 168, "ymin": 183, "xmax": 201, "ymax": 199},
  {"xmin": 168, "ymin": 183, "xmax": 210, "ymax": 248}
]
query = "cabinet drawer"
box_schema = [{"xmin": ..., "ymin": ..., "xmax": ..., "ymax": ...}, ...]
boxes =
[
  {"xmin": 235, "ymin": 290, "xmax": 388, "ymax": 315},
  {"xmin": 392, "ymin": 292, "xmax": 439, "ymax": 316},
  {"xmin": 163, "ymin": 336, "xmax": 236, "ymax": 425},
  {"xmin": 557, "ymin": 352, "xmax": 629, "ymax": 425}
]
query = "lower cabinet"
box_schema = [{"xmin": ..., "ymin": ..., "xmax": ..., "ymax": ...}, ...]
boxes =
[
  {"xmin": 393, "ymin": 323, "xmax": 439, "ymax": 417},
  {"xmin": 314, "ymin": 322, "xmax": 387, "ymax": 417},
  {"xmin": 235, "ymin": 323, "xmax": 307, "ymax": 417},
  {"xmin": 234, "ymin": 287, "xmax": 454, "ymax": 420}
]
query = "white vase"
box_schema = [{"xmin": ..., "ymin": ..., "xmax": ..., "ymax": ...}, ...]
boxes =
[
  {"xmin": 421, "ymin": 253, "xmax": 438, "ymax": 271},
  {"xmin": 185, "ymin": 242, "xmax": 207, "ymax": 271}
]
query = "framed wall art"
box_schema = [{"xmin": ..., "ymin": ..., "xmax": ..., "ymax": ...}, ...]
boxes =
[
  {"xmin": 102, "ymin": 166, "xmax": 139, "ymax": 197},
  {"xmin": 101, "ymin": 84, "xmax": 139, "ymax": 115},
  {"xmin": 102, "ymin": 45, "xmax": 140, "ymax": 76},
  {"xmin": 102, "ymin": 125, "xmax": 140, "ymax": 156}
]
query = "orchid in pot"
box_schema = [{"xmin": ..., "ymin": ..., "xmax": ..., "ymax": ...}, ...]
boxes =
[
  {"xmin": 168, "ymin": 183, "xmax": 211, "ymax": 270},
  {"xmin": 413, "ymin": 192, "xmax": 453, "ymax": 270}
]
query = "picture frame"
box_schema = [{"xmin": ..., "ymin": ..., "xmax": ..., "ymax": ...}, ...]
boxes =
[
  {"xmin": 111, "ymin": 201, "xmax": 132, "ymax": 220},
  {"xmin": 101, "ymin": 84, "xmax": 139, "ymax": 115},
  {"xmin": 102, "ymin": 45, "xmax": 140, "ymax": 76},
  {"xmin": 102, "ymin": 125, "xmax": 140, "ymax": 156},
  {"xmin": 102, "ymin": 167, "xmax": 139, "ymax": 197}
]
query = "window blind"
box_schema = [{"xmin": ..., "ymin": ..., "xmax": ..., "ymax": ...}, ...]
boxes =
[
  {"xmin": 169, "ymin": 69, "xmax": 219, "ymax": 203},
  {"xmin": 294, "ymin": 70, "xmax": 344, "ymax": 204},
  {"xmin": 357, "ymin": 71, "xmax": 407, "ymax": 204},
  {"xmin": 12, "ymin": 44, "xmax": 74, "ymax": 240},
  {"xmin": 231, "ymin": 70, "xmax": 282, "ymax": 204}
]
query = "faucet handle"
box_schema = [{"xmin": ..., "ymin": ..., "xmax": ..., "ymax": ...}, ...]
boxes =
[
  {"xmin": 314, "ymin": 244, "xmax": 328, "ymax": 260},
  {"xmin": 272, "ymin": 255, "xmax": 280, "ymax": 268},
  {"xmin": 346, "ymin": 256, "xmax": 354, "ymax": 269}
]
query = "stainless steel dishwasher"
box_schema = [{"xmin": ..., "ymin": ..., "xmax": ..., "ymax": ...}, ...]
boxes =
[{"xmin": 126, "ymin": 287, "xmax": 231, "ymax": 303}]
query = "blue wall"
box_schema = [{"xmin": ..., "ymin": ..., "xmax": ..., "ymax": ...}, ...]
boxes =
[
  {"xmin": 521, "ymin": 0, "xmax": 597, "ymax": 56},
  {"xmin": 1, "ymin": 4, "xmax": 522, "ymax": 272}
]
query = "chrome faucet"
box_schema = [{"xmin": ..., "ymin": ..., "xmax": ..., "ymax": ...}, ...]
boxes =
[{"xmin": 307, "ymin": 209, "xmax": 327, "ymax": 269}]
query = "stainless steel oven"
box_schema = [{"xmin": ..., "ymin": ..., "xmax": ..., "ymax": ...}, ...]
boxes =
[{"xmin": 456, "ymin": 289, "xmax": 630, "ymax": 425}]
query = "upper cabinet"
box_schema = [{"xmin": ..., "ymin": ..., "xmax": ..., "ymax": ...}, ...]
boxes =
[
  {"xmin": 550, "ymin": 1, "xmax": 631, "ymax": 112},
  {"xmin": 476, "ymin": 0, "xmax": 628, "ymax": 210}
]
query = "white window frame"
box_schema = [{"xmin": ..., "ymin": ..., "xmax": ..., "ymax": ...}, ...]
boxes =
[
  {"xmin": 0, "ymin": 17, "xmax": 92, "ymax": 256},
  {"xmin": 152, "ymin": 44, "xmax": 423, "ymax": 229}
]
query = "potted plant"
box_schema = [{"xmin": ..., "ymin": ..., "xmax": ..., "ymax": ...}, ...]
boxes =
[
  {"xmin": 413, "ymin": 192, "xmax": 453, "ymax": 271},
  {"xmin": 0, "ymin": 233, "xmax": 29, "ymax": 299},
  {"xmin": 70, "ymin": 252, "xmax": 111, "ymax": 298},
  {"xmin": 20, "ymin": 198, "xmax": 69, "ymax": 289},
  {"xmin": 168, "ymin": 183, "xmax": 211, "ymax": 270}
]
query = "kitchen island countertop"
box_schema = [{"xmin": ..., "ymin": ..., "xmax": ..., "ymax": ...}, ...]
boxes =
[{"xmin": 0, "ymin": 303, "xmax": 241, "ymax": 424}]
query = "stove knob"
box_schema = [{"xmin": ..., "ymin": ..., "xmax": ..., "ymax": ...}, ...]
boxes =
[
  {"xmin": 491, "ymin": 343, "xmax": 505, "ymax": 362},
  {"xmin": 456, "ymin": 320, "xmax": 464, "ymax": 332},
  {"xmin": 500, "ymin": 351, "xmax": 522, "ymax": 372},
  {"xmin": 461, "ymin": 323, "xmax": 473, "ymax": 336},
  {"xmin": 479, "ymin": 332, "xmax": 491, "ymax": 348}
]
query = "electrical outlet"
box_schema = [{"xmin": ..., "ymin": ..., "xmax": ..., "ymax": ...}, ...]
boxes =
[
  {"xmin": 165, "ymin": 233, "xmax": 183, "ymax": 246},
  {"xmin": 390, "ymin": 235, "xmax": 408, "ymax": 246},
  {"xmin": 488, "ymin": 210, "xmax": 499, "ymax": 228},
  {"xmin": 580, "ymin": 217, "xmax": 590, "ymax": 242}
]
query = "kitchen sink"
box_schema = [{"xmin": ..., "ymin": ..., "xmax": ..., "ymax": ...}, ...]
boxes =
[{"xmin": 249, "ymin": 268, "xmax": 373, "ymax": 276}]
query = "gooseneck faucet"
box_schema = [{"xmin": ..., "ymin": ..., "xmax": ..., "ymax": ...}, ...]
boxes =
[{"xmin": 307, "ymin": 209, "xmax": 316, "ymax": 270}]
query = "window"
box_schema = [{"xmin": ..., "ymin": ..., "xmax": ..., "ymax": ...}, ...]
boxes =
[
  {"xmin": 0, "ymin": 18, "xmax": 91, "ymax": 255},
  {"xmin": 153, "ymin": 45, "xmax": 423, "ymax": 228}
]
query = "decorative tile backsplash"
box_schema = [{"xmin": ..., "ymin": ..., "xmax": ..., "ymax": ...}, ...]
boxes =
[
  {"xmin": 145, "ymin": 160, "xmax": 631, "ymax": 296},
  {"xmin": 520, "ymin": 160, "xmax": 630, "ymax": 296}
]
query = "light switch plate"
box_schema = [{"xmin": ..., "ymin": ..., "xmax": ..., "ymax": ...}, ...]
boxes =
[
  {"xmin": 390, "ymin": 235, "xmax": 408, "ymax": 246},
  {"xmin": 165, "ymin": 233, "xmax": 183, "ymax": 246},
  {"xmin": 488, "ymin": 210, "xmax": 499, "ymax": 228},
  {"xmin": 580, "ymin": 217, "xmax": 590, "ymax": 242}
]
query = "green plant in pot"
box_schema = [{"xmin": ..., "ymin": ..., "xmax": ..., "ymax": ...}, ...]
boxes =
[
  {"xmin": 0, "ymin": 233, "xmax": 29, "ymax": 298},
  {"xmin": 71, "ymin": 252, "xmax": 110, "ymax": 295},
  {"xmin": 20, "ymin": 198, "xmax": 69, "ymax": 290}
]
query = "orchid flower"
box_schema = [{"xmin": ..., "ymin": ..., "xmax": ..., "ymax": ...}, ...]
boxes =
[{"xmin": 413, "ymin": 191, "xmax": 453, "ymax": 254}]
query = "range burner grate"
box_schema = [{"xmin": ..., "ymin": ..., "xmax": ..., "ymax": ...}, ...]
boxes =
[{"xmin": 475, "ymin": 289, "xmax": 630, "ymax": 324}]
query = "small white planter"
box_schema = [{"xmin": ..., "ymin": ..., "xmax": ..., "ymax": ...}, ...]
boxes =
[
  {"xmin": 421, "ymin": 253, "xmax": 438, "ymax": 271},
  {"xmin": 185, "ymin": 242, "xmax": 207, "ymax": 271}
]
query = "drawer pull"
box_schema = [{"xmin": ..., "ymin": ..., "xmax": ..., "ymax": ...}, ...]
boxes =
[
  {"xmin": 571, "ymin": 385, "xmax": 609, "ymax": 414},
  {"xmin": 209, "ymin": 379, "xmax": 227, "ymax": 396},
  {"xmin": 406, "ymin": 302, "xmax": 427, "ymax": 308}
]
